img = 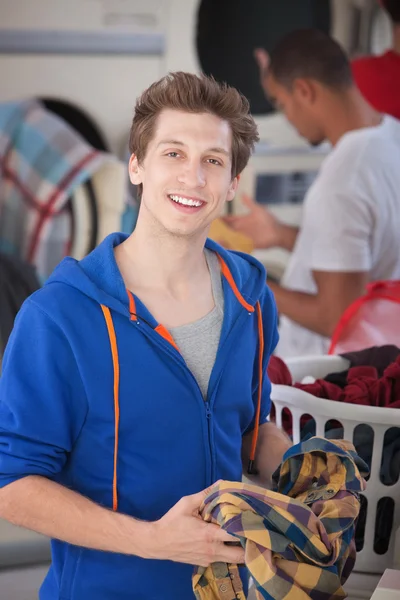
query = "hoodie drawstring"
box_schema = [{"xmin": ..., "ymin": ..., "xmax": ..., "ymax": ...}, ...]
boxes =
[
  {"xmin": 248, "ymin": 301, "xmax": 264, "ymax": 475},
  {"xmin": 100, "ymin": 260, "xmax": 265, "ymax": 510},
  {"xmin": 100, "ymin": 304, "xmax": 120, "ymax": 512}
]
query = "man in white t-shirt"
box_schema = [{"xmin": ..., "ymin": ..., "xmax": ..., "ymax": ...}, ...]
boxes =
[{"xmin": 226, "ymin": 29, "xmax": 400, "ymax": 358}]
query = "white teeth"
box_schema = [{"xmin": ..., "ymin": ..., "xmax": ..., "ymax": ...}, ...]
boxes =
[{"xmin": 169, "ymin": 195, "xmax": 203, "ymax": 207}]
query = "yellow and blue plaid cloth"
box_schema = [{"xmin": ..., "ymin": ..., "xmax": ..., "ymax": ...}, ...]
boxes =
[{"xmin": 193, "ymin": 437, "xmax": 368, "ymax": 600}]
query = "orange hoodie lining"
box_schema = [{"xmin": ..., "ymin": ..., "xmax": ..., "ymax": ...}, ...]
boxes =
[
  {"xmin": 217, "ymin": 255, "xmax": 254, "ymax": 313},
  {"xmin": 250, "ymin": 301, "xmax": 264, "ymax": 464},
  {"xmin": 155, "ymin": 324, "xmax": 180, "ymax": 352},
  {"xmin": 100, "ymin": 305, "xmax": 120, "ymax": 512}
]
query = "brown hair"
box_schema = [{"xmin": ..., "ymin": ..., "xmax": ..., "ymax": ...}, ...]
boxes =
[
  {"xmin": 269, "ymin": 29, "xmax": 353, "ymax": 91},
  {"xmin": 129, "ymin": 71, "xmax": 259, "ymax": 197}
]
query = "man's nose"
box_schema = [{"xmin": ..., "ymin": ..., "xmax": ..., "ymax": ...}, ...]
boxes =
[{"xmin": 177, "ymin": 161, "xmax": 206, "ymax": 188}]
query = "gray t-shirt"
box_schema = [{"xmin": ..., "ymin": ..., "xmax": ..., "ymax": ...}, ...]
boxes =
[{"xmin": 170, "ymin": 249, "xmax": 224, "ymax": 399}]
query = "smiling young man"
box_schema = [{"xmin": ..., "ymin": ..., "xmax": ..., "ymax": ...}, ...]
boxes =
[{"xmin": 0, "ymin": 72, "xmax": 289, "ymax": 600}]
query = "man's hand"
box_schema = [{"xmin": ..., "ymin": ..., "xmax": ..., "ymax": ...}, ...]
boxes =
[
  {"xmin": 223, "ymin": 195, "xmax": 281, "ymax": 249},
  {"xmin": 147, "ymin": 486, "xmax": 245, "ymax": 567}
]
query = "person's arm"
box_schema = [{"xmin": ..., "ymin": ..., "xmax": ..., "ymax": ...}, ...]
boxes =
[
  {"xmin": 0, "ymin": 301, "xmax": 244, "ymax": 568},
  {"xmin": 268, "ymin": 270, "xmax": 368, "ymax": 337},
  {"xmin": 222, "ymin": 194, "xmax": 299, "ymax": 252},
  {"xmin": 242, "ymin": 422, "xmax": 292, "ymax": 488},
  {"xmin": 274, "ymin": 222, "xmax": 299, "ymax": 252},
  {"xmin": 271, "ymin": 183, "xmax": 373, "ymax": 336},
  {"xmin": 0, "ymin": 475, "xmax": 244, "ymax": 567}
]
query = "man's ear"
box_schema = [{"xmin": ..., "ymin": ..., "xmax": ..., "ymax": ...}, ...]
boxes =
[
  {"xmin": 293, "ymin": 77, "xmax": 317, "ymax": 105},
  {"xmin": 129, "ymin": 154, "xmax": 142, "ymax": 185},
  {"xmin": 227, "ymin": 175, "xmax": 239, "ymax": 202}
]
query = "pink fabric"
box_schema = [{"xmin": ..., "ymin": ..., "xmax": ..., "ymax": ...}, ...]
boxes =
[{"xmin": 330, "ymin": 281, "xmax": 400, "ymax": 355}]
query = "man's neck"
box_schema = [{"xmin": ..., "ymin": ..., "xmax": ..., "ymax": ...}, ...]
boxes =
[
  {"xmin": 323, "ymin": 88, "xmax": 383, "ymax": 146},
  {"xmin": 115, "ymin": 218, "xmax": 209, "ymax": 298},
  {"xmin": 393, "ymin": 25, "xmax": 400, "ymax": 54}
]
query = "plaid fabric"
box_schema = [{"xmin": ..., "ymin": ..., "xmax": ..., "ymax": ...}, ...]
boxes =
[
  {"xmin": 0, "ymin": 99, "xmax": 113, "ymax": 281},
  {"xmin": 193, "ymin": 437, "xmax": 368, "ymax": 600}
]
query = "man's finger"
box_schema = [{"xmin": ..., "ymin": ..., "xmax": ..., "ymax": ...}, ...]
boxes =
[
  {"xmin": 216, "ymin": 528, "xmax": 241, "ymax": 544},
  {"xmin": 241, "ymin": 194, "xmax": 256, "ymax": 209},
  {"xmin": 184, "ymin": 489, "xmax": 210, "ymax": 512},
  {"xmin": 216, "ymin": 545, "xmax": 245, "ymax": 565},
  {"xmin": 184, "ymin": 481, "xmax": 221, "ymax": 512}
]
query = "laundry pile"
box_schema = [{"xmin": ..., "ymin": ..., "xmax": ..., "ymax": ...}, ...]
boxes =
[
  {"xmin": 194, "ymin": 437, "xmax": 368, "ymax": 600},
  {"xmin": 268, "ymin": 345, "xmax": 400, "ymax": 554}
]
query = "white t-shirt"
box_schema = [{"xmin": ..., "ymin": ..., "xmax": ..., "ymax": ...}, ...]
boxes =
[{"xmin": 276, "ymin": 115, "xmax": 400, "ymax": 359}]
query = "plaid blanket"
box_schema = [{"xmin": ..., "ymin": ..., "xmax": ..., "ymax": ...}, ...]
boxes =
[
  {"xmin": 193, "ymin": 437, "xmax": 368, "ymax": 600},
  {"xmin": 0, "ymin": 99, "xmax": 113, "ymax": 281}
]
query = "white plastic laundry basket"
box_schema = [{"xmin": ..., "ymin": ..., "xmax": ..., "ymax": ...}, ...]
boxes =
[{"xmin": 271, "ymin": 355, "xmax": 400, "ymax": 576}]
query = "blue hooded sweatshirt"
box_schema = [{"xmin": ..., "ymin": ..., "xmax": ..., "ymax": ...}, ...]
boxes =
[{"xmin": 0, "ymin": 233, "xmax": 278, "ymax": 600}]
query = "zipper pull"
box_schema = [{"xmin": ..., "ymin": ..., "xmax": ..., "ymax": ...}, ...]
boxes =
[{"xmin": 205, "ymin": 402, "xmax": 211, "ymax": 419}]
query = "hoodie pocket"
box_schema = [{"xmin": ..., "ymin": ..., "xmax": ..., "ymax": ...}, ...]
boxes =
[{"xmin": 59, "ymin": 545, "xmax": 82, "ymax": 599}]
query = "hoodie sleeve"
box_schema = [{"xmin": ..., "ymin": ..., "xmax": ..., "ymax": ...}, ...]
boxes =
[
  {"xmin": 0, "ymin": 299, "xmax": 88, "ymax": 488},
  {"xmin": 244, "ymin": 285, "xmax": 279, "ymax": 435}
]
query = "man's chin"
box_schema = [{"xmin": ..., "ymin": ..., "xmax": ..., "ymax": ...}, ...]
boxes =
[
  {"xmin": 304, "ymin": 135, "xmax": 325, "ymax": 148},
  {"xmin": 309, "ymin": 139, "xmax": 324, "ymax": 148}
]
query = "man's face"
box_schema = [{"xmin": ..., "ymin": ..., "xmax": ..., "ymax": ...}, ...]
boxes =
[
  {"xmin": 130, "ymin": 109, "xmax": 238, "ymax": 239},
  {"xmin": 265, "ymin": 73, "xmax": 325, "ymax": 146}
]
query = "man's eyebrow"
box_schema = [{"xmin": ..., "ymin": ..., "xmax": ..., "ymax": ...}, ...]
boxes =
[
  {"xmin": 207, "ymin": 147, "xmax": 230, "ymax": 157},
  {"xmin": 157, "ymin": 140, "xmax": 230, "ymax": 157},
  {"xmin": 157, "ymin": 139, "xmax": 186, "ymax": 148}
]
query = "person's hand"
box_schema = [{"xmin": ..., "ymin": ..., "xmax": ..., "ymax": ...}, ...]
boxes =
[
  {"xmin": 146, "ymin": 486, "xmax": 245, "ymax": 567},
  {"xmin": 222, "ymin": 195, "xmax": 280, "ymax": 249},
  {"xmin": 254, "ymin": 47, "xmax": 270, "ymax": 95}
]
